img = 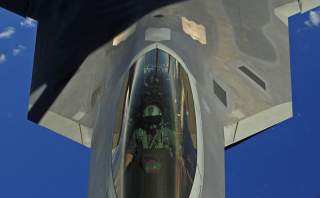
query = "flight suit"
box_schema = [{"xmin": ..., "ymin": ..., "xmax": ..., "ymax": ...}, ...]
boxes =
[
  {"xmin": 133, "ymin": 127, "xmax": 173, "ymax": 150},
  {"xmin": 127, "ymin": 126, "xmax": 174, "ymax": 173}
]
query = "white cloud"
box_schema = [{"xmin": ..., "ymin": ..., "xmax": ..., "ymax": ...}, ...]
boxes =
[
  {"xmin": 20, "ymin": 17, "xmax": 37, "ymax": 28},
  {"xmin": 12, "ymin": 45, "xmax": 27, "ymax": 56},
  {"xmin": 0, "ymin": 54, "xmax": 6, "ymax": 64},
  {"xmin": 305, "ymin": 11, "xmax": 320, "ymax": 27},
  {"xmin": 18, "ymin": 45, "xmax": 26, "ymax": 49},
  {"xmin": 7, "ymin": 112, "xmax": 13, "ymax": 119},
  {"xmin": 0, "ymin": 27, "xmax": 15, "ymax": 39},
  {"xmin": 309, "ymin": 11, "xmax": 320, "ymax": 26},
  {"xmin": 304, "ymin": 20, "xmax": 312, "ymax": 27},
  {"xmin": 13, "ymin": 49, "xmax": 21, "ymax": 56}
]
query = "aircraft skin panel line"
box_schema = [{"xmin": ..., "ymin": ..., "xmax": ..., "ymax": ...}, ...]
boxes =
[{"xmin": 224, "ymin": 102, "xmax": 293, "ymax": 147}]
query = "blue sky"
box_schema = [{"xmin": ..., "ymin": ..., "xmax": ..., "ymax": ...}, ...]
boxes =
[
  {"xmin": 0, "ymin": 5, "xmax": 319, "ymax": 198},
  {"xmin": 226, "ymin": 7, "xmax": 320, "ymax": 198},
  {"xmin": 0, "ymin": 8, "xmax": 90, "ymax": 198}
]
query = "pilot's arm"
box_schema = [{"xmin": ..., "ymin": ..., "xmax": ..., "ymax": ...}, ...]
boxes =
[
  {"xmin": 125, "ymin": 153, "xmax": 134, "ymax": 167},
  {"xmin": 164, "ymin": 128, "xmax": 174, "ymax": 145},
  {"xmin": 125, "ymin": 132, "xmax": 137, "ymax": 167},
  {"xmin": 162, "ymin": 127, "xmax": 175, "ymax": 155},
  {"xmin": 125, "ymin": 128, "xmax": 146, "ymax": 167}
]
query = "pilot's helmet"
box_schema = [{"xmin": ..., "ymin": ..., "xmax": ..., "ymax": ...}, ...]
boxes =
[{"xmin": 143, "ymin": 105, "xmax": 162, "ymax": 117}]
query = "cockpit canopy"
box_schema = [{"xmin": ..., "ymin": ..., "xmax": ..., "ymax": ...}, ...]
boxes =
[{"xmin": 112, "ymin": 48, "xmax": 198, "ymax": 198}]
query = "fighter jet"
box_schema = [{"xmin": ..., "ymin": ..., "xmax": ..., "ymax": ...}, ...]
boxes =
[{"xmin": 1, "ymin": 0, "xmax": 319, "ymax": 198}]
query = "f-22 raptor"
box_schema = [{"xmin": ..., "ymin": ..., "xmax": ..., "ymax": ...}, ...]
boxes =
[{"xmin": 1, "ymin": 0, "xmax": 318, "ymax": 197}]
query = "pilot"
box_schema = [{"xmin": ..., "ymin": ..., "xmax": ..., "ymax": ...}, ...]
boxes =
[{"xmin": 125, "ymin": 105, "xmax": 174, "ymax": 169}]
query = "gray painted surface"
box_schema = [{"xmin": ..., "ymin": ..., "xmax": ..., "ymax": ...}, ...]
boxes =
[
  {"xmin": 0, "ymin": 0, "xmax": 296, "ymax": 197},
  {"xmin": 86, "ymin": 0, "xmax": 292, "ymax": 197},
  {"xmin": 19, "ymin": 0, "xmax": 293, "ymax": 147}
]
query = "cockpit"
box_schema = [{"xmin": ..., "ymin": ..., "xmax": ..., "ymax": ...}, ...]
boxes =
[{"xmin": 111, "ymin": 48, "xmax": 198, "ymax": 198}]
